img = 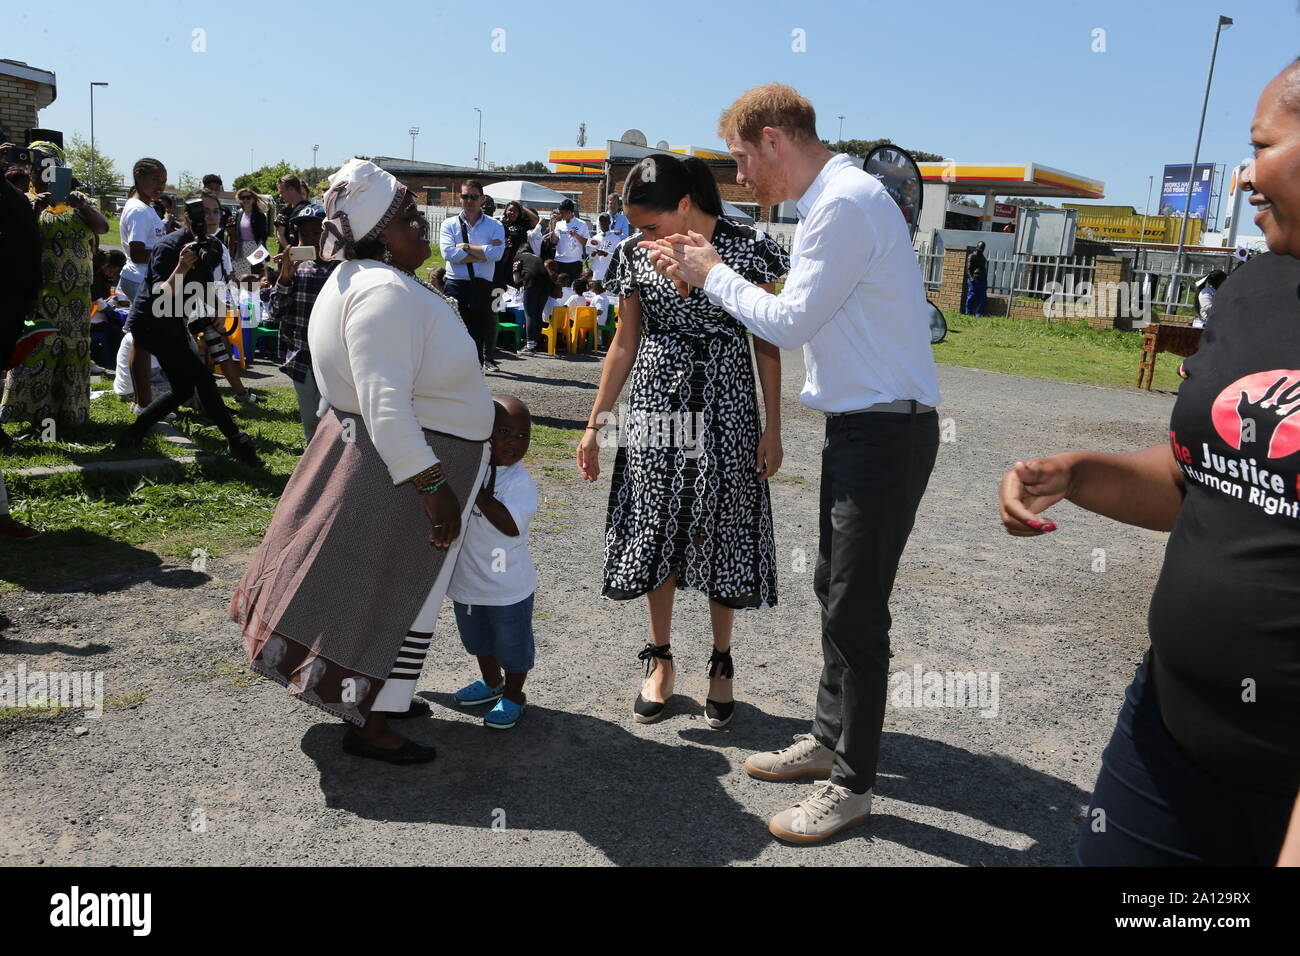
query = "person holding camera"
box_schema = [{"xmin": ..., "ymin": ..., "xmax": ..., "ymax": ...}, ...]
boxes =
[
  {"xmin": 113, "ymin": 189, "xmax": 263, "ymax": 466},
  {"xmin": 0, "ymin": 140, "xmax": 108, "ymax": 436},
  {"xmin": 440, "ymin": 179, "xmax": 505, "ymax": 370},
  {"xmin": 268, "ymin": 203, "xmax": 336, "ymax": 441},
  {"xmin": 274, "ymin": 174, "xmax": 311, "ymax": 250}
]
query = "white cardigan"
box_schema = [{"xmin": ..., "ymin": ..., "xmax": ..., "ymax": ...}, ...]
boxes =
[{"xmin": 308, "ymin": 260, "xmax": 494, "ymax": 484}]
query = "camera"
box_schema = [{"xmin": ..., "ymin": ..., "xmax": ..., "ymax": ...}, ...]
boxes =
[{"xmin": 184, "ymin": 196, "xmax": 225, "ymax": 273}]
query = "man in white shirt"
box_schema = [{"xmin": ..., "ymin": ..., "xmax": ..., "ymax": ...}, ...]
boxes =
[
  {"xmin": 547, "ymin": 198, "xmax": 589, "ymax": 284},
  {"xmin": 440, "ymin": 179, "xmax": 506, "ymax": 369},
  {"xmin": 605, "ymin": 195, "xmax": 630, "ymax": 241},
  {"xmin": 643, "ymin": 83, "xmax": 942, "ymax": 846}
]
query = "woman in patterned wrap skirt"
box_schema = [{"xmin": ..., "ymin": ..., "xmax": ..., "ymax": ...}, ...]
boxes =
[{"xmin": 578, "ymin": 153, "xmax": 789, "ymax": 729}]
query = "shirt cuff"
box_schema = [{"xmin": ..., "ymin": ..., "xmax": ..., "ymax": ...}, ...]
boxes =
[{"xmin": 703, "ymin": 262, "xmax": 742, "ymax": 305}]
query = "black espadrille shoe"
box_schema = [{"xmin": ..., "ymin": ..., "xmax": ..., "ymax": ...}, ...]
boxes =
[
  {"xmin": 704, "ymin": 648, "xmax": 734, "ymax": 729},
  {"xmin": 633, "ymin": 642, "xmax": 674, "ymax": 724}
]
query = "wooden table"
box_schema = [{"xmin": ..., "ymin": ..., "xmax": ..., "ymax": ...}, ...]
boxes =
[{"xmin": 1137, "ymin": 323, "xmax": 1202, "ymax": 390}]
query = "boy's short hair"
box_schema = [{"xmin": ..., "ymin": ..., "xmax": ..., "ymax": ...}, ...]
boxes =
[
  {"xmin": 573, "ymin": 277, "xmax": 588, "ymax": 294},
  {"xmin": 590, "ymin": 280, "xmax": 604, "ymax": 293},
  {"xmin": 718, "ymin": 82, "xmax": 819, "ymax": 146}
]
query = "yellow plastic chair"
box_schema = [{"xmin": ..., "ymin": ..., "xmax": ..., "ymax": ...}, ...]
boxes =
[
  {"xmin": 569, "ymin": 306, "xmax": 599, "ymax": 353},
  {"xmin": 196, "ymin": 310, "xmax": 247, "ymax": 370},
  {"xmin": 540, "ymin": 307, "xmax": 568, "ymax": 355}
]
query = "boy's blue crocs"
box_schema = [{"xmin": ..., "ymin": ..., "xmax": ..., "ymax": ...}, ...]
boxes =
[
  {"xmin": 454, "ymin": 679, "xmax": 505, "ymax": 707},
  {"xmin": 484, "ymin": 696, "xmax": 525, "ymax": 730}
]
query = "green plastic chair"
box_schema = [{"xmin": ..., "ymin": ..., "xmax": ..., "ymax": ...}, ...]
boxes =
[
  {"xmin": 495, "ymin": 314, "xmax": 522, "ymax": 352},
  {"xmin": 250, "ymin": 325, "xmax": 279, "ymax": 358},
  {"xmin": 598, "ymin": 305, "xmax": 618, "ymax": 348}
]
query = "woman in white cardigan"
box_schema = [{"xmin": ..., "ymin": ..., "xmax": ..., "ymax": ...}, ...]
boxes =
[{"xmin": 230, "ymin": 160, "xmax": 494, "ymax": 764}]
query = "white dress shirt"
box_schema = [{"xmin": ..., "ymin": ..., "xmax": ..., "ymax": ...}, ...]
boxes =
[
  {"xmin": 703, "ymin": 153, "xmax": 941, "ymax": 413},
  {"xmin": 439, "ymin": 212, "xmax": 506, "ymax": 282},
  {"xmin": 526, "ymin": 221, "xmax": 545, "ymax": 256}
]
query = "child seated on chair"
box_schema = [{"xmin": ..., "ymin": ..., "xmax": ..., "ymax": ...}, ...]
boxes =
[
  {"xmin": 448, "ymin": 395, "xmax": 539, "ymax": 730},
  {"xmin": 587, "ymin": 280, "xmax": 611, "ymax": 319},
  {"xmin": 565, "ymin": 277, "xmax": 590, "ymax": 312}
]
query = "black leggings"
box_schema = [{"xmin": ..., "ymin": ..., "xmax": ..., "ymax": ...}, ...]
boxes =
[{"xmin": 121, "ymin": 322, "xmax": 241, "ymax": 444}]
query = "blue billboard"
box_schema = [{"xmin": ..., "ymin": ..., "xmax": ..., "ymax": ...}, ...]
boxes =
[{"xmin": 1159, "ymin": 163, "xmax": 1215, "ymax": 220}]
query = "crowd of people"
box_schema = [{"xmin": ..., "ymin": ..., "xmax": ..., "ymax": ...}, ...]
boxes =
[{"xmin": 3, "ymin": 69, "xmax": 1299, "ymax": 862}]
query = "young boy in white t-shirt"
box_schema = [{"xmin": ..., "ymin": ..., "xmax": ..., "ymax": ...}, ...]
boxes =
[{"xmin": 448, "ymin": 395, "xmax": 539, "ymax": 729}]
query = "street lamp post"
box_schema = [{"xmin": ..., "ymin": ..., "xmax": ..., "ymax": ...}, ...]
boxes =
[
  {"xmin": 312, "ymin": 144, "xmax": 319, "ymax": 170},
  {"xmin": 89, "ymin": 82, "xmax": 108, "ymax": 199},
  {"xmin": 475, "ymin": 107, "xmax": 483, "ymax": 169},
  {"xmin": 1171, "ymin": 14, "xmax": 1232, "ymax": 311},
  {"xmin": 409, "ymin": 126, "xmax": 420, "ymax": 161},
  {"xmin": 837, "ymin": 115, "xmax": 845, "ymax": 142}
]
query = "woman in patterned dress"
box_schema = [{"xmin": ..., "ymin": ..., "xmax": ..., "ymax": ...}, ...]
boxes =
[
  {"xmin": 0, "ymin": 143, "xmax": 108, "ymax": 436},
  {"xmin": 577, "ymin": 153, "xmax": 789, "ymax": 728}
]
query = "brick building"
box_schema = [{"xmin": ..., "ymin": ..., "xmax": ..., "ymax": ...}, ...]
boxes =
[
  {"xmin": 0, "ymin": 59, "xmax": 57, "ymax": 144},
  {"xmin": 376, "ymin": 158, "xmax": 604, "ymax": 213}
]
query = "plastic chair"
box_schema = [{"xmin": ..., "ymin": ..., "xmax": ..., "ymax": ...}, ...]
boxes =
[
  {"xmin": 495, "ymin": 312, "xmax": 522, "ymax": 351},
  {"xmin": 250, "ymin": 324, "xmax": 280, "ymax": 358},
  {"xmin": 540, "ymin": 307, "xmax": 568, "ymax": 355},
  {"xmin": 598, "ymin": 304, "xmax": 618, "ymax": 347},
  {"xmin": 569, "ymin": 306, "xmax": 599, "ymax": 354}
]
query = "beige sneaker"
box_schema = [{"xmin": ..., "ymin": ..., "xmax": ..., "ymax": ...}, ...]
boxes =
[
  {"xmin": 744, "ymin": 733, "xmax": 834, "ymax": 782},
  {"xmin": 769, "ymin": 783, "xmax": 873, "ymax": 845}
]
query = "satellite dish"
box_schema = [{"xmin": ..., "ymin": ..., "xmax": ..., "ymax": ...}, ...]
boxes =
[
  {"xmin": 655, "ymin": 140, "xmax": 670, "ymax": 150},
  {"xmin": 863, "ymin": 144, "xmax": 923, "ymax": 234},
  {"xmin": 621, "ymin": 128, "xmax": 648, "ymax": 147}
]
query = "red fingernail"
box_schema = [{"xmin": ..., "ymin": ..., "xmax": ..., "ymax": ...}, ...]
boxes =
[{"xmin": 1042, "ymin": 523, "xmax": 1057, "ymax": 532}]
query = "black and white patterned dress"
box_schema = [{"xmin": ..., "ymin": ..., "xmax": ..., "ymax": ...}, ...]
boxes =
[{"xmin": 601, "ymin": 216, "xmax": 790, "ymax": 609}]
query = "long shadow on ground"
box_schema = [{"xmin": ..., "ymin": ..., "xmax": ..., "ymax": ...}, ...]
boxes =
[{"xmin": 302, "ymin": 700, "xmax": 1089, "ymax": 866}]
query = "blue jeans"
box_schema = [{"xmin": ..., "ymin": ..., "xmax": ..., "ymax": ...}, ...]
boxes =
[
  {"xmin": 1076, "ymin": 656, "xmax": 1294, "ymax": 866},
  {"xmin": 454, "ymin": 594, "xmax": 535, "ymax": 674},
  {"xmin": 963, "ymin": 279, "xmax": 987, "ymax": 316}
]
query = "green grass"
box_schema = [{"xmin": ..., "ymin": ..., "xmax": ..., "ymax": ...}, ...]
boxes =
[
  {"xmin": 2, "ymin": 389, "xmax": 581, "ymax": 593},
  {"xmin": 932, "ymin": 311, "xmax": 1185, "ymax": 391},
  {"xmin": 0, "ymin": 391, "xmax": 188, "ymax": 470}
]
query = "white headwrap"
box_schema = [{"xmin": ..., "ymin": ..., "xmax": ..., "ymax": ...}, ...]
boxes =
[{"xmin": 320, "ymin": 158, "xmax": 410, "ymax": 261}]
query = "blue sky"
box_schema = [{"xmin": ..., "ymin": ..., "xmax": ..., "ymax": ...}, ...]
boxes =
[{"xmin": 8, "ymin": 0, "xmax": 1296, "ymax": 235}]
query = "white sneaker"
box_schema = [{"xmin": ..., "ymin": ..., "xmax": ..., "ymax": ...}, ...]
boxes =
[
  {"xmin": 768, "ymin": 783, "xmax": 873, "ymax": 845},
  {"xmin": 743, "ymin": 733, "xmax": 834, "ymax": 782}
]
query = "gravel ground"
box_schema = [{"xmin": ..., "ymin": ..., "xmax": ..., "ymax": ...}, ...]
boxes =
[{"xmin": 0, "ymin": 347, "xmax": 1177, "ymax": 866}]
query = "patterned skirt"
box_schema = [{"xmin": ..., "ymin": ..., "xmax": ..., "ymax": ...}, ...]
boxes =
[
  {"xmin": 229, "ymin": 408, "xmax": 488, "ymax": 726},
  {"xmin": 603, "ymin": 330, "xmax": 777, "ymax": 609}
]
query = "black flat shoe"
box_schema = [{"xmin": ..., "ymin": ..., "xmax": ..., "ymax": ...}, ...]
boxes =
[
  {"xmin": 704, "ymin": 648, "xmax": 734, "ymax": 729},
  {"xmin": 341, "ymin": 728, "xmax": 437, "ymax": 764},
  {"xmin": 386, "ymin": 698, "xmax": 431, "ymax": 720},
  {"xmin": 633, "ymin": 642, "xmax": 674, "ymax": 724}
]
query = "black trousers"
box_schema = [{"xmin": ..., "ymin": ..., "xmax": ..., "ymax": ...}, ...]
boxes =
[
  {"xmin": 812, "ymin": 407, "xmax": 939, "ymax": 794},
  {"xmin": 522, "ymin": 285, "xmax": 549, "ymax": 343},
  {"xmin": 444, "ymin": 277, "xmax": 495, "ymax": 364},
  {"xmin": 121, "ymin": 321, "xmax": 242, "ymax": 444},
  {"xmin": 554, "ymin": 260, "xmax": 582, "ymax": 283}
]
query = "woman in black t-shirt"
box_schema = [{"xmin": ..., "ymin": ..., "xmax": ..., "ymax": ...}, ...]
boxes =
[{"xmin": 999, "ymin": 62, "xmax": 1300, "ymax": 867}]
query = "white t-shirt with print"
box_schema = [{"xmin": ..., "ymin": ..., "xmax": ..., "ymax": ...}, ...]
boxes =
[
  {"xmin": 552, "ymin": 217, "xmax": 590, "ymax": 263},
  {"xmin": 447, "ymin": 461, "xmax": 538, "ymax": 606},
  {"xmin": 119, "ymin": 197, "xmax": 167, "ymax": 294}
]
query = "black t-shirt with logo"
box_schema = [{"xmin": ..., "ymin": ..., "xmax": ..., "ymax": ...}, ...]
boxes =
[{"xmin": 1148, "ymin": 251, "xmax": 1300, "ymax": 795}]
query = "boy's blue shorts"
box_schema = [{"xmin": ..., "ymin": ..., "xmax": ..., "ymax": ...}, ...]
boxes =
[{"xmin": 453, "ymin": 594, "xmax": 535, "ymax": 674}]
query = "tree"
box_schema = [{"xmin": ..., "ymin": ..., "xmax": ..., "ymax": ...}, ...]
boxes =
[
  {"xmin": 824, "ymin": 138, "xmax": 945, "ymax": 163},
  {"xmin": 65, "ymin": 133, "xmax": 119, "ymax": 197},
  {"xmin": 499, "ymin": 160, "xmax": 548, "ymax": 174},
  {"xmin": 1005, "ymin": 197, "xmax": 1058, "ymax": 210},
  {"xmin": 177, "ymin": 171, "xmax": 200, "ymax": 195},
  {"xmin": 233, "ymin": 160, "xmax": 301, "ymax": 197}
]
